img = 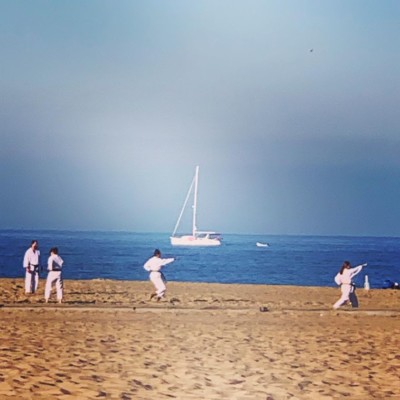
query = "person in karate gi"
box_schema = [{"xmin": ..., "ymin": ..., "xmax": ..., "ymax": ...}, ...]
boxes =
[
  {"xmin": 144, "ymin": 249, "xmax": 175, "ymax": 301},
  {"xmin": 45, "ymin": 247, "xmax": 64, "ymax": 303},
  {"xmin": 23, "ymin": 240, "xmax": 41, "ymax": 294},
  {"xmin": 333, "ymin": 261, "xmax": 367, "ymax": 309}
]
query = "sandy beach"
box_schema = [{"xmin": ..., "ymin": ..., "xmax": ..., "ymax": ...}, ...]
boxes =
[{"xmin": 0, "ymin": 278, "xmax": 399, "ymax": 399}]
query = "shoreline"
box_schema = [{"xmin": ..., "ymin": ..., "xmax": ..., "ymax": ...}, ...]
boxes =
[{"xmin": 1, "ymin": 278, "xmax": 399, "ymax": 399}]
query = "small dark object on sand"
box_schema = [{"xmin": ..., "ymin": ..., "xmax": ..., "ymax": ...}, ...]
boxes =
[{"xmin": 259, "ymin": 306, "xmax": 269, "ymax": 312}]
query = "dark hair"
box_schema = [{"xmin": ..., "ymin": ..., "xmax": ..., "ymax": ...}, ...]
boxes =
[
  {"xmin": 31, "ymin": 240, "xmax": 38, "ymax": 246},
  {"xmin": 154, "ymin": 249, "xmax": 161, "ymax": 256},
  {"xmin": 340, "ymin": 261, "xmax": 351, "ymax": 274},
  {"xmin": 50, "ymin": 247, "xmax": 59, "ymax": 255}
]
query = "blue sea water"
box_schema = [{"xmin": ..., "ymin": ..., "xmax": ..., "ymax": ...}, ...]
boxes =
[{"xmin": 0, "ymin": 230, "xmax": 399, "ymax": 289}]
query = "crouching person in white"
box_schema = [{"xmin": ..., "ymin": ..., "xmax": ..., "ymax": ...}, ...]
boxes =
[
  {"xmin": 45, "ymin": 247, "xmax": 64, "ymax": 304},
  {"xmin": 144, "ymin": 249, "xmax": 174, "ymax": 301}
]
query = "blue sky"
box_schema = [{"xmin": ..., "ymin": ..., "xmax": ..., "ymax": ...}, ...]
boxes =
[{"xmin": 1, "ymin": 1, "xmax": 399, "ymax": 236}]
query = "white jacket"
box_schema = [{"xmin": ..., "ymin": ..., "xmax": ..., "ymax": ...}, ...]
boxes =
[
  {"xmin": 48, "ymin": 254, "xmax": 64, "ymax": 272},
  {"xmin": 335, "ymin": 264, "xmax": 365, "ymax": 285},
  {"xmin": 23, "ymin": 248, "xmax": 40, "ymax": 270},
  {"xmin": 144, "ymin": 256, "xmax": 174, "ymax": 272}
]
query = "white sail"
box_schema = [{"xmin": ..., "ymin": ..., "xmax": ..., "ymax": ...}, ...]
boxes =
[{"xmin": 170, "ymin": 166, "xmax": 221, "ymax": 247}]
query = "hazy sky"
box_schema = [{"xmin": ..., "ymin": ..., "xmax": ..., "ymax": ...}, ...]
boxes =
[{"xmin": 1, "ymin": 1, "xmax": 399, "ymax": 236}]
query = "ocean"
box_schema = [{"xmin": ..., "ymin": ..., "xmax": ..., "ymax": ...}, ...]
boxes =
[{"xmin": 0, "ymin": 230, "xmax": 399, "ymax": 289}]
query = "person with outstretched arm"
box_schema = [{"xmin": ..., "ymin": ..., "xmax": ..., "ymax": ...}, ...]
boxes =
[
  {"xmin": 333, "ymin": 261, "xmax": 367, "ymax": 309},
  {"xmin": 144, "ymin": 249, "xmax": 175, "ymax": 301}
]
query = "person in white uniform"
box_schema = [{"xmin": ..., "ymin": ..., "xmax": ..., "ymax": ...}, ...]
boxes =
[
  {"xmin": 333, "ymin": 261, "xmax": 367, "ymax": 309},
  {"xmin": 144, "ymin": 249, "xmax": 175, "ymax": 301},
  {"xmin": 23, "ymin": 240, "xmax": 41, "ymax": 294},
  {"xmin": 45, "ymin": 247, "xmax": 64, "ymax": 303}
]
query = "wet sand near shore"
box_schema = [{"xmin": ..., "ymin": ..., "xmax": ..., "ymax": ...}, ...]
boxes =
[{"xmin": 1, "ymin": 278, "xmax": 399, "ymax": 399}]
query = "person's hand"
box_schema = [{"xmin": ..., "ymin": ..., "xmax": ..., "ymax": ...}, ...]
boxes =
[{"xmin": 362, "ymin": 263, "xmax": 367, "ymax": 267}]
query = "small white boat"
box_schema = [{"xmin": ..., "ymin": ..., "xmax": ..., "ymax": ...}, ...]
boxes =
[
  {"xmin": 170, "ymin": 166, "xmax": 221, "ymax": 247},
  {"xmin": 256, "ymin": 242, "xmax": 269, "ymax": 248}
]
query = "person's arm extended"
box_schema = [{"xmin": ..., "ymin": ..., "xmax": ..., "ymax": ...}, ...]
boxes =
[
  {"xmin": 161, "ymin": 257, "xmax": 175, "ymax": 266},
  {"xmin": 350, "ymin": 263, "xmax": 367, "ymax": 278}
]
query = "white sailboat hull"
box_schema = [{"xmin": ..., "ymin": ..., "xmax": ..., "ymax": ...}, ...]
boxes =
[{"xmin": 170, "ymin": 235, "xmax": 221, "ymax": 247}]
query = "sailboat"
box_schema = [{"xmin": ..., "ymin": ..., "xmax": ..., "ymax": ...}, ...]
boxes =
[{"xmin": 170, "ymin": 166, "xmax": 221, "ymax": 246}]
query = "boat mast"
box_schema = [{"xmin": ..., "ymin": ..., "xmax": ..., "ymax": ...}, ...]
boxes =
[
  {"xmin": 171, "ymin": 173, "xmax": 196, "ymax": 237},
  {"xmin": 192, "ymin": 165, "xmax": 199, "ymax": 237}
]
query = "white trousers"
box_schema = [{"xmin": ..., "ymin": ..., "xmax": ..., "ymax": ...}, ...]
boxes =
[
  {"xmin": 25, "ymin": 270, "xmax": 39, "ymax": 293},
  {"xmin": 333, "ymin": 284, "xmax": 352, "ymax": 309},
  {"xmin": 45, "ymin": 271, "xmax": 63, "ymax": 301},
  {"xmin": 150, "ymin": 271, "xmax": 166, "ymax": 297}
]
